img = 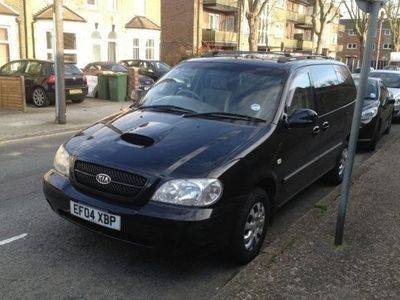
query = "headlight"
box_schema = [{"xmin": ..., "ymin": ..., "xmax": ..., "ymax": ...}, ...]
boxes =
[
  {"xmin": 395, "ymin": 96, "xmax": 400, "ymax": 106},
  {"xmin": 151, "ymin": 179, "xmax": 223, "ymax": 207},
  {"xmin": 361, "ymin": 107, "xmax": 378, "ymax": 124},
  {"xmin": 53, "ymin": 145, "xmax": 70, "ymax": 177}
]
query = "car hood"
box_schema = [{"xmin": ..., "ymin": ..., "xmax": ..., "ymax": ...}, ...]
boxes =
[
  {"xmin": 66, "ymin": 109, "xmax": 270, "ymax": 179},
  {"xmin": 387, "ymin": 87, "xmax": 400, "ymax": 98}
]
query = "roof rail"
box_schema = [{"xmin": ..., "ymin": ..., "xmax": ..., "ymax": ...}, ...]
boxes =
[{"xmin": 200, "ymin": 50, "xmax": 332, "ymax": 62}]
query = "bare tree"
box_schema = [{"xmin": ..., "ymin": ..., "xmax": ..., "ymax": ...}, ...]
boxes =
[
  {"xmin": 311, "ymin": 0, "xmax": 341, "ymax": 54},
  {"xmin": 343, "ymin": 0, "xmax": 369, "ymax": 61},
  {"xmin": 241, "ymin": 0, "xmax": 270, "ymax": 51},
  {"xmin": 384, "ymin": 0, "xmax": 400, "ymax": 51}
]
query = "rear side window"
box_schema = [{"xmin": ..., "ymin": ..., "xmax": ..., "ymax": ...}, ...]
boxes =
[
  {"xmin": 309, "ymin": 64, "xmax": 350, "ymax": 114},
  {"xmin": 0, "ymin": 61, "xmax": 27, "ymax": 75},
  {"xmin": 334, "ymin": 65, "xmax": 356, "ymax": 105}
]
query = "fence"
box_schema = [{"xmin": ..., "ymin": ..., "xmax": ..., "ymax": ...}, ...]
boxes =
[{"xmin": 0, "ymin": 76, "xmax": 26, "ymax": 111}]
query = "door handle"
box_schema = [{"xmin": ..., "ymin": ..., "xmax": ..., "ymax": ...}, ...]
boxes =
[
  {"xmin": 322, "ymin": 121, "xmax": 330, "ymax": 130},
  {"xmin": 312, "ymin": 126, "xmax": 320, "ymax": 135}
]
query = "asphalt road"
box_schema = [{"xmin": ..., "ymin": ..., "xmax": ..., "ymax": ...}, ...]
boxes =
[{"xmin": 0, "ymin": 127, "xmax": 397, "ymax": 299}]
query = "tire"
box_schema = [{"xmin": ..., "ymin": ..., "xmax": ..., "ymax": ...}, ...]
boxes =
[
  {"xmin": 71, "ymin": 97, "xmax": 85, "ymax": 103},
  {"xmin": 325, "ymin": 141, "xmax": 348, "ymax": 185},
  {"xmin": 32, "ymin": 87, "xmax": 50, "ymax": 107},
  {"xmin": 384, "ymin": 113, "xmax": 393, "ymax": 134},
  {"xmin": 230, "ymin": 188, "xmax": 270, "ymax": 264},
  {"xmin": 367, "ymin": 122, "xmax": 381, "ymax": 151}
]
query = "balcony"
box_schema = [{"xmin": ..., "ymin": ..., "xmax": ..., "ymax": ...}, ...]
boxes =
[
  {"xmin": 203, "ymin": 0, "xmax": 238, "ymax": 12},
  {"xmin": 289, "ymin": 0, "xmax": 313, "ymax": 6},
  {"xmin": 287, "ymin": 12, "xmax": 313, "ymax": 29},
  {"xmin": 284, "ymin": 39, "xmax": 313, "ymax": 51},
  {"xmin": 202, "ymin": 29, "xmax": 238, "ymax": 46}
]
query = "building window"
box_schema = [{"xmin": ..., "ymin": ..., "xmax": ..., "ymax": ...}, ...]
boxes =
[
  {"xmin": 383, "ymin": 43, "xmax": 392, "ymax": 49},
  {"xmin": 145, "ymin": 39, "xmax": 154, "ymax": 59},
  {"xmin": 108, "ymin": 30, "xmax": 117, "ymax": 62},
  {"xmin": 91, "ymin": 31, "xmax": 101, "ymax": 61},
  {"xmin": 276, "ymin": 0, "xmax": 285, "ymax": 8},
  {"xmin": 347, "ymin": 43, "xmax": 357, "ymax": 49},
  {"xmin": 46, "ymin": 31, "xmax": 77, "ymax": 62},
  {"xmin": 384, "ymin": 29, "xmax": 391, "ymax": 36},
  {"xmin": 133, "ymin": 38, "xmax": 139, "ymax": 59},
  {"xmin": 209, "ymin": 14, "xmax": 220, "ymax": 30},
  {"xmin": 347, "ymin": 29, "xmax": 356, "ymax": 36},
  {"xmin": 0, "ymin": 27, "xmax": 9, "ymax": 66},
  {"xmin": 87, "ymin": 0, "xmax": 97, "ymax": 8},
  {"xmin": 108, "ymin": 0, "xmax": 117, "ymax": 10},
  {"xmin": 226, "ymin": 16, "xmax": 235, "ymax": 32}
]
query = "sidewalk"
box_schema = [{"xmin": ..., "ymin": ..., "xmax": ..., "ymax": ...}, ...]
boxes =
[
  {"xmin": 0, "ymin": 98, "xmax": 130, "ymax": 142},
  {"xmin": 216, "ymin": 135, "xmax": 400, "ymax": 298}
]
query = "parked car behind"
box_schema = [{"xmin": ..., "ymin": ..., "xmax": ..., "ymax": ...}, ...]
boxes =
[
  {"xmin": 369, "ymin": 70, "xmax": 400, "ymax": 120},
  {"xmin": 82, "ymin": 61, "xmax": 154, "ymax": 98},
  {"xmin": 43, "ymin": 53, "xmax": 356, "ymax": 263},
  {"xmin": 119, "ymin": 59, "xmax": 171, "ymax": 81},
  {"xmin": 0, "ymin": 59, "xmax": 88, "ymax": 107},
  {"xmin": 352, "ymin": 76, "xmax": 394, "ymax": 150}
]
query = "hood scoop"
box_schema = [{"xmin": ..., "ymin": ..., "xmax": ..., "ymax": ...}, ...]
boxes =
[
  {"xmin": 121, "ymin": 133, "xmax": 154, "ymax": 147},
  {"xmin": 120, "ymin": 121, "xmax": 173, "ymax": 147}
]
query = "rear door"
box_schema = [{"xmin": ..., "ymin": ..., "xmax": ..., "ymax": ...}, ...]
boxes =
[
  {"xmin": 24, "ymin": 61, "xmax": 46, "ymax": 97},
  {"xmin": 309, "ymin": 64, "xmax": 355, "ymax": 174}
]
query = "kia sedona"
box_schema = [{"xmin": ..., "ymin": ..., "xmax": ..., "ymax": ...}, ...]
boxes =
[
  {"xmin": 43, "ymin": 52, "xmax": 356, "ymax": 263},
  {"xmin": 0, "ymin": 59, "xmax": 88, "ymax": 107}
]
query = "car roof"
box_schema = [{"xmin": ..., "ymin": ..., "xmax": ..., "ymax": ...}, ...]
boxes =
[
  {"xmin": 185, "ymin": 55, "xmax": 346, "ymax": 73},
  {"xmin": 370, "ymin": 70, "xmax": 400, "ymax": 74}
]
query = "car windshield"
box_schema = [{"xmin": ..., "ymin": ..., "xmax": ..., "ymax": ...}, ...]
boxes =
[
  {"xmin": 353, "ymin": 78, "xmax": 378, "ymax": 100},
  {"xmin": 150, "ymin": 61, "xmax": 171, "ymax": 73},
  {"xmin": 369, "ymin": 72, "xmax": 400, "ymax": 88},
  {"xmin": 64, "ymin": 64, "xmax": 82, "ymax": 75},
  {"xmin": 103, "ymin": 64, "xmax": 128, "ymax": 73},
  {"xmin": 139, "ymin": 61, "xmax": 286, "ymax": 123}
]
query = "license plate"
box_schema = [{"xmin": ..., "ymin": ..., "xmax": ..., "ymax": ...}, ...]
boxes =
[
  {"xmin": 70, "ymin": 201, "xmax": 121, "ymax": 231},
  {"xmin": 69, "ymin": 89, "xmax": 82, "ymax": 94}
]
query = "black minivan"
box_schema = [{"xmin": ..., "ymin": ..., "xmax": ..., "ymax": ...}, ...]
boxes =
[{"xmin": 43, "ymin": 53, "xmax": 356, "ymax": 263}]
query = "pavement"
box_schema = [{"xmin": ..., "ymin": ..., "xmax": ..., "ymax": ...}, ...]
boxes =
[
  {"xmin": 1, "ymin": 99, "xmax": 400, "ymax": 298},
  {"xmin": 216, "ymin": 131, "xmax": 400, "ymax": 298},
  {"xmin": 0, "ymin": 98, "xmax": 130, "ymax": 143}
]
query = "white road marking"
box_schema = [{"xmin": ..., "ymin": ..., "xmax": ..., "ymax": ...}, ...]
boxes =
[{"xmin": 0, "ymin": 233, "xmax": 28, "ymax": 246}]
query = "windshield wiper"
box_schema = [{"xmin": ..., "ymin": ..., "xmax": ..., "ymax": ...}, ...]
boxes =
[
  {"xmin": 183, "ymin": 112, "xmax": 266, "ymax": 123},
  {"xmin": 138, "ymin": 105, "xmax": 196, "ymax": 114}
]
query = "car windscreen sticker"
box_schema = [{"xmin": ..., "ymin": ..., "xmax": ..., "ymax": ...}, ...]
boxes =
[
  {"xmin": 251, "ymin": 104, "xmax": 261, "ymax": 111},
  {"xmin": 370, "ymin": 93, "xmax": 376, "ymax": 98}
]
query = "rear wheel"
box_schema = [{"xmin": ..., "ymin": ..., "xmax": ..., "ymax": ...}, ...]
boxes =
[
  {"xmin": 325, "ymin": 141, "xmax": 348, "ymax": 185},
  {"xmin": 384, "ymin": 113, "xmax": 393, "ymax": 134},
  {"xmin": 230, "ymin": 188, "xmax": 270, "ymax": 264},
  {"xmin": 32, "ymin": 87, "xmax": 50, "ymax": 107}
]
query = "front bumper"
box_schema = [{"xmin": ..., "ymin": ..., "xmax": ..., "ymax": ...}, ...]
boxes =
[{"xmin": 43, "ymin": 170, "xmax": 239, "ymax": 251}]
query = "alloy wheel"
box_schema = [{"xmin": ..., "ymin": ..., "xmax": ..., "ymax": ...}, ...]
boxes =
[
  {"xmin": 338, "ymin": 147, "xmax": 348, "ymax": 177},
  {"xmin": 243, "ymin": 201, "xmax": 266, "ymax": 251},
  {"xmin": 33, "ymin": 89, "xmax": 46, "ymax": 107}
]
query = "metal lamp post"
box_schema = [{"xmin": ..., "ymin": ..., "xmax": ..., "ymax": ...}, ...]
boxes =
[{"xmin": 335, "ymin": 0, "xmax": 386, "ymax": 246}]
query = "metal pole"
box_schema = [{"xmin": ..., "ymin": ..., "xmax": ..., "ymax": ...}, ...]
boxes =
[
  {"xmin": 335, "ymin": 0, "xmax": 384, "ymax": 246},
  {"xmin": 54, "ymin": 0, "xmax": 66, "ymax": 124},
  {"xmin": 375, "ymin": 13, "xmax": 383, "ymax": 69}
]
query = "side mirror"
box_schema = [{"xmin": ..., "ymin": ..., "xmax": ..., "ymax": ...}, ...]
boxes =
[
  {"xmin": 287, "ymin": 108, "xmax": 318, "ymax": 128},
  {"xmin": 388, "ymin": 98, "xmax": 396, "ymax": 105}
]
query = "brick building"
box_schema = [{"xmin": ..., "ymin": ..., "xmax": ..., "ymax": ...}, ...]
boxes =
[{"xmin": 337, "ymin": 18, "xmax": 392, "ymax": 70}]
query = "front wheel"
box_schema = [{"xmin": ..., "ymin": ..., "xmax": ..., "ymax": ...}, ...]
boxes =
[
  {"xmin": 230, "ymin": 188, "xmax": 270, "ymax": 264},
  {"xmin": 32, "ymin": 87, "xmax": 50, "ymax": 107},
  {"xmin": 325, "ymin": 141, "xmax": 348, "ymax": 185}
]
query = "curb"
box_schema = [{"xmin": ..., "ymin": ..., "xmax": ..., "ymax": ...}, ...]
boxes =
[{"xmin": 214, "ymin": 132, "xmax": 400, "ymax": 299}]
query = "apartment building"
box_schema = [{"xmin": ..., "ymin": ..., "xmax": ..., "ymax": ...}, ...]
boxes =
[
  {"xmin": 0, "ymin": 1, "xmax": 21, "ymax": 66},
  {"xmin": 337, "ymin": 19, "xmax": 392, "ymax": 69},
  {"xmin": 161, "ymin": 0, "xmax": 342, "ymax": 65},
  {"xmin": 0, "ymin": 0, "xmax": 161, "ymax": 68}
]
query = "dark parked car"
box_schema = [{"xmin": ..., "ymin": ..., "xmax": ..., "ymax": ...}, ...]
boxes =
[
  {"xmin": 43, "ymin": 53, "xmax": 356, "ymax": 263},
  {"xmin": 82, "ymin": 61, "xmax": 154, "ymax": 98},
  {"xmin": 352, "ymin": 76, "xmax": 394, "ymax": 151},
  {"xmin": 369, "ymin": 70, "xmax": 400, "ymax": 119},
  {"xmin": 119, "ymin": 59, "xmax": 171, "ymax": 81},
  {"xmin": 0, "ymin": 59, "xmax": 88, "ymax": 107}
]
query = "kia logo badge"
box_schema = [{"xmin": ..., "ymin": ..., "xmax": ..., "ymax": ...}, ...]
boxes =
[{"xmin": 96, "ymin": 173, "xmax": 111, "ymax": 185}]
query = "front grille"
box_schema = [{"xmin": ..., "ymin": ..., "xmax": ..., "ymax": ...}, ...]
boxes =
[{"xmin": 74, "ymin": 160, "xmax": 147, "ymax": 200}]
